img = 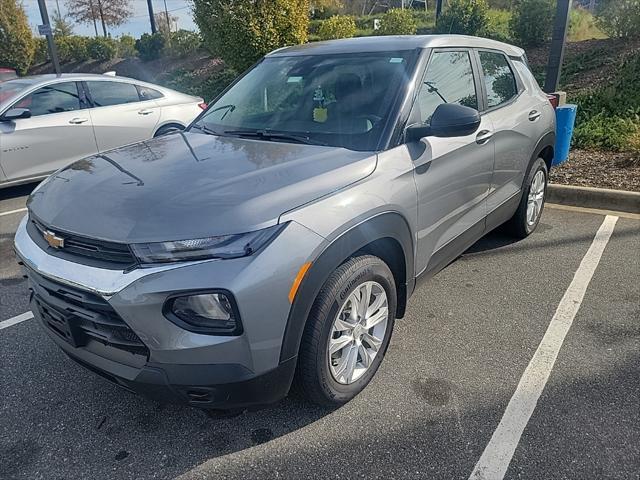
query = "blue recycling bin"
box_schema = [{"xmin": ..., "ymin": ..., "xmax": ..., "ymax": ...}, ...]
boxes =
[{"xmin": 553, "ymin": 104, "xmax": 578, "ymax": 166}]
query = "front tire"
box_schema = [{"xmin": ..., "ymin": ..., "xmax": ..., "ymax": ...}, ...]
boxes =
[
  {"xmin": 297, "ymin": 255, "xmax": 396, "ymax": 406},
  {"xmin": 505, "ymin": 157, "xmax": 548, "ymax": 238}
]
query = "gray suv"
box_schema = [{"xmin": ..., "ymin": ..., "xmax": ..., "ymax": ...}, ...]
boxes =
[{"xmin": 14, "ymin": 35, "xmax": 555, "ymax": 408}]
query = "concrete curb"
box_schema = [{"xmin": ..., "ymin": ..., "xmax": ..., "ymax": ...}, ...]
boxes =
[{"xmin": 547, "ymin": 184, "xmax": 640, "ymax": 214}]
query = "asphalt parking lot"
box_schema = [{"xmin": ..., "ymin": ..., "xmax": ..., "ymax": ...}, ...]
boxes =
[{"xmin": 1, "ymin": 184, "xmax": 638, "ymax": 480}]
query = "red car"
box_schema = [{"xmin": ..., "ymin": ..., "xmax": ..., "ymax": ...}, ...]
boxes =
[{"xmin": 0, "ymin": 68, "xmax": 17, "ymax": 82}]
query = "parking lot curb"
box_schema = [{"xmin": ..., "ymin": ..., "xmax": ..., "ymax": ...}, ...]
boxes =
[{"xmin": 548, "ymin": 184, "xmax": 640, "ymax": 214}]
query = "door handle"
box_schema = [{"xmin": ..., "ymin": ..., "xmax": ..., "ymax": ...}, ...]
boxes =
[
  {"xmin": 528, "ymin": 110, "xmax": 542, "ymax": 121},
  {"xmin": 69, "ymin": 117, "xmax": 88, "ymax": 124},
  {"xmin": 476, "ymin": 130, "xmax": 493, "ymax": 144},
  {"xmin": 138, "ymin": 109, "xmax": 153, "ymax": 115}
]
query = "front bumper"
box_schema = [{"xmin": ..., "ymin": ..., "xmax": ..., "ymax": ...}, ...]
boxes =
[{"xmin": 15, "ymin": 215, "xmax": 325, "ymax": 408}]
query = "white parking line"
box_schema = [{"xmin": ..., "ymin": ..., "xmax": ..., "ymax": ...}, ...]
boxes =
[
  {"xmin": 0, "ymin": 207, "xmax": 27, "ymax": 217},
  {"xmin": 0, "ymin": 311, "xmax": 34, "ymax": 330},
  {"xmin": 469, "ymin": 214, "xmax": 619, "ymax": 480}
]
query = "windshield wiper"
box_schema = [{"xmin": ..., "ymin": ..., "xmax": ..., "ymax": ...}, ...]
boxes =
[
  {"xmin": 191, "ymin": 123, "xmax": 222, "ymax": 136},
  {"xmin": 224, "ymin": 129, "xmax": 328, "ymax": 146}
]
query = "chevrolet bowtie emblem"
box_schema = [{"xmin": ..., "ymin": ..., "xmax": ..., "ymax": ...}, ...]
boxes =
[{"xmin": 43, "ymin": 230, "xmax": 65, "ymax": 249}]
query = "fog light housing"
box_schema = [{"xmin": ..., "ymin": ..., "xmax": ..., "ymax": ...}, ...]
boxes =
[{"xmin": 164, "ymin": 291, "xmax": 242, "ymax": 335}]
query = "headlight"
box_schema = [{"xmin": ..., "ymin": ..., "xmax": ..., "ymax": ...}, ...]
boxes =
[
  {"xmin": 164, "ymin": 291, "xmax": 241, "ymax": 335},
  {"xmin": 131, "ymin": 224, "xmax": 284, "ymax": 264}
]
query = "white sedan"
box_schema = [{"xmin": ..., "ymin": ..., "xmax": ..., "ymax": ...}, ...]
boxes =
[{"xmin": 0, "ymin": 73, "xmax": 206, "ymax": 188}]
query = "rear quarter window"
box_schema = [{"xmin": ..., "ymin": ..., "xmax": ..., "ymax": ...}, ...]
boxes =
[{"xmin": 137, "ymin": 85, "xmax": 163, "ymax": 101}]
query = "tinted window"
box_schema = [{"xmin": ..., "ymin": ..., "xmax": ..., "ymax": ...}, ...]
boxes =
[
  {"xmin": 14, "ymin": 82, "xmax": 80, "ymax": 116},
  {"xmin": 479, "ymin": 51, "xmax": 518, "ymax": 108},
  {"xmin": 413, "ymin": 51, "xmax": 478, "ymax": 124},
  {"xmin": 195, "ymin": 51, "xmax": 418, "ymax": 151},
  {"xmin": 87, "ymin": 81, "xmax": 140, "ymax": 107},
  {"xmin": 137, "ymin": 85, "xmax": 163, "ymax": 100}
]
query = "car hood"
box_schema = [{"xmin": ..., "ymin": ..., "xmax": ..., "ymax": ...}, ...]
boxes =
[{"xmin": 27, "ymin": 132, "xmax": 376, "ymax": 243}]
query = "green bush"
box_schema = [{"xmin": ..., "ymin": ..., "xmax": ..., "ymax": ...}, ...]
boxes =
[
  {"xmin": 0, "ymin": 0, "xmax": 36, "ymax": 75},
  {"xmin": 33, "ymin": 38, "xmax": 49, "ymax": 65},
  {"xmin": 482, "ymin": 8, "xmax": 511, "ymax": 42},
  {"xmin": 117, "ymin": 35, "xmax": 137, "ymax": 58},
  {"xmin": 596, "ymin": 0, "xmax": 640, "ymax": 38},
  {"xmin": 87, "ymin": 37, "xmax": 117, "ymax": 62},
  {"xmin": 568, "ymin": 7, "xmax": 606, "ymax": 41},
  {"xmin": 435, "ymin": 0, "xmax": 489, "ymax": 36},
  {"xmin": 379, "ymin": 8, "xmax": 417, "ymax": 35},
  {"xmin": 509, "ymin": 0, "xmax": 554, "ymax": 47},
  {"xmin": 167, "ymin": 30, "xmax": 202, "ymax": 57},
  {"xmin": 56, "ymin": 36, "xmax": 90, "ymax": 63},
  {"xmin": 135, "ymin": 33, "xmax": 165, "ymax": 61},
  {"xmin": 318, "ymin": 15, "xmax": 356, "ymax": 40},
  {"xmin": 193, "ymin": 0, "xmax": 309, "ymax": 72},
  {"xmin": 165, "ymin": 66, "xmax": 238, "ymax": 102},
  {"xmin": 571, "ymin": 53, "xmax": 640, "ymax": 152}
]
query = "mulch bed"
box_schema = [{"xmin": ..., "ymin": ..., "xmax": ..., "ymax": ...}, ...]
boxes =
[{"xmin": 549, "ymin": 149, "xmax": 640, "ymax": 192}]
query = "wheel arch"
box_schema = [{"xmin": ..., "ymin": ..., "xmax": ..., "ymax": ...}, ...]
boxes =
[
  {"xmin": 279, "ymin": 212, "xmax": 414, "ymax": 363},
  {"xmin": 532, "ymin": 131, "xmax": 555, "ymax": 174},
  {"xmin": 153, "ymin": 122, "xmax": 185, "ymax": 137}
]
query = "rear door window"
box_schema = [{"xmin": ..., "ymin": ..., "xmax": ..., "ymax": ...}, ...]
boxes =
[
  {"xmin": 86, "ymin": 81, "xmax": 140, "ymax": 107},
  {"xmin": 14, "ymin": 82, "xmax": 81, "ymax": 116},
  {"xmin": 413, "ymin": 50, "xmax": 478, "ymax": 124},
  {"xmin": 478, "ymin": 51, "xmax": 518, "ymax": 108}
]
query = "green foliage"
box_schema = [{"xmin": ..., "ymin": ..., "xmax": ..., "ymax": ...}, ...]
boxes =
[
  {"xmin": 509, "ymin": 0, "xmax": 554, "ymax": 47},
  {"xmin": 55, "ymin": 35, "xmax": 90, "ymax": 63},
  {"xmin": 117, "ymin": 35, "xmax": 137, "ymax": 58},
  {"xmin": 435, "ymin": 0, "xmax": 489, "ymax": 36},
  {"xmin": 571, "ymin": 53, "xmax": 640, "ymax": 152},
  {"xmin": 164, "ymin": 66, "xmax": 238, "ymax": 102},
  {"xmin": 166, "ymin": 30, "xmax": 202, "ymax": 57},
  {"xmin": 318, "ymin": 15, "xmax": 356, "ymax": 40},
  {"xmin": 33, "ymin": 38, "xmax": 49, "ymax": 65},
  {"xmin": 87, "ymin": 37, "xmax": 117, "ymax": 62},
  {"xmin": 135, "ymin": 32, "xmax": 166, "ymax": 61},
  {"xmin": 568, "ymin": 7, "xmax": 607, "ymax": 41},
  {"xmin": 379, "ymin": 8, "xmax": 418, "ymax": 35},
  {"xmin": 52, "ymin": 10, "xmax": 74, "ymax": 36},
  {"xmin": 482, "ymin": 8, "xmax": 511, "ymax": 42},
  {"xmin": 0, "ymin": 0, "xmax": 36, "ymax": 75},
  {"xmin": 193, "ymin": 0, "xmax": 309, "ymax": 72},
  {"xmin": 596, "ymin": 0, "xmax": 640, "ymax": 38}
]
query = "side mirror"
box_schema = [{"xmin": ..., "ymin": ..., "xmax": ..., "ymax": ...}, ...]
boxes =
[
  {"xmin": 430, "ymin": 103, "xmax": 480, "ymax": 137},
  {"xmin": 0, "ymin": 108, "xmax": 31, "ymax": 122},
  {"xmin": 405, "ymin": 123, "xmax": 431, "ymax": 142}
]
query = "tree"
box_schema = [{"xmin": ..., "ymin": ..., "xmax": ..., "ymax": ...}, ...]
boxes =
[
  {"xmin": 0, "ymin": 0, "xmax": 36, "ymax": 75},
  {"xmin": 435, "ymin": 0, "xmax": 489, "ymax": 36},
  {"xmin": 52, "ymin": 9, "xmax": 75, "ymax": 36},
  {"xmin": 596, "ymin": 0, "xmax": 640, "ymax": 38},
  {"xmin": 154, "ymin": 12, "xmax": 178, "ymax": 37},
  {"xmin": 65, "ymin": 0, "xmax": 132, "ymax": 37},
  {"xmin": 509, "ymin": 0, "xmax": 554, "ymax": 46},
  {"xmin": 193, "ymin": 0, "xmax": 309, "ymax": 72}
]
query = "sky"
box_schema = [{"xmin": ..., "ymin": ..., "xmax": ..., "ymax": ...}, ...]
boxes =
[{"xmin": 22, "ymin": 0, "xmax": 196, "ymax": 37}]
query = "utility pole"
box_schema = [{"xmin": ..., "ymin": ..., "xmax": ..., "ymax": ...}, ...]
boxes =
[
  {"xmin": 544, "ymin": 0, "xmax": 571, "ymax": 93},
  {"xmin": 147, "ymin": 0, "xmax": 157, "ymax": 34},
  {"xmin": 163, "ymin": 0, "xmax": 171, "ymax": 33},
  {"xmin": 435, "ymin": 0, "xmax": 443, "ymax": 19},
  {"xmin": 37, "ymin": 0, "xmax": 61, "ymax": 75}
]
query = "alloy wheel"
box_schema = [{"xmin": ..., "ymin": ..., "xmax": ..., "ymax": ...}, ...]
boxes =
[
  {"xmin": 328, "ymin": 281, "xmax": 389, "ymax": 385},
  {"xmin": 526, "ymin": 170, "xmax": 546, "ymax": 226}
]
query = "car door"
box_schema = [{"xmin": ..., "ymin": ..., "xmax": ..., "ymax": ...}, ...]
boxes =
[
  {"xmin": 84, "ymin": 80, "xmax": 160, "ymax": 152},
  {"xmin": 475, "ymin": 50, "xmax": 542, "ymax": 218},
  {"xmin": 0, "ymin": 80, "xmax": 98, "ymax": 181},
  {"xmin": 409, "ymin": 49, "xmax": 495, "ymax": 275}
]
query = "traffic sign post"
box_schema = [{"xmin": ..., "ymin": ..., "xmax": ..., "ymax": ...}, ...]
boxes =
[{"xmin": 37, "ymin": 0, "xmax": 61, "ymax": 75}]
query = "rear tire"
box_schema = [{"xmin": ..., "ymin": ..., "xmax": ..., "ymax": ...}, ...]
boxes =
[
  {"xmin": 504, "ymin": 157, "xmax": 548, "ymax": 238},
  {"xmin": 297, "ymin": 255, "xmax": 396, "ymax": 407}
]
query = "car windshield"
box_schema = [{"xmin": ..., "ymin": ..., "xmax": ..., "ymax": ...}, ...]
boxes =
[
  {"xmin": 193, "ymin": 51, "xmax": 418, "ymax": 151},
  {"xmin": 0, "ymin": 79, "xmax": 34, "ymax": 104}
]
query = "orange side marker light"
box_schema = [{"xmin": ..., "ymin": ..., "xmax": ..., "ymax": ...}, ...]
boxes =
[{"xmin": 288, "ymin": 262, "xmax": 312, "ymax": 303}]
